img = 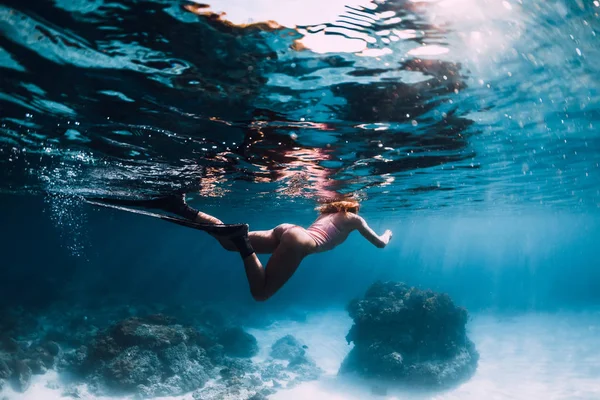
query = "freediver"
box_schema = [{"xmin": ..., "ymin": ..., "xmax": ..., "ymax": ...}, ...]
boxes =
[{"xmin": 91, "ymin": 195, "xmax": 392, "ymax": 301}]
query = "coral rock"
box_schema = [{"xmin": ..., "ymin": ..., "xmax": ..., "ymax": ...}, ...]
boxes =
[
  {"xmin": 340, "ymin": 281, "xmax": 479, "ymax": 387},
  {"xmin": 67, "ymin": 315, "xmax": 215, "ymax": 397}
]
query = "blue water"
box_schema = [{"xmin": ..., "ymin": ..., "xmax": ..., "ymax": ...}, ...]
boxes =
[{"xmin": 1, "ymin": 1, "xmax": 600, "ymax": 399}]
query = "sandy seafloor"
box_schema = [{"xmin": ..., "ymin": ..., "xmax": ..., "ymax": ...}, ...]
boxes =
[{"xmin": 2, "ymin": 310, "xmax": 599, "ymax": 400}]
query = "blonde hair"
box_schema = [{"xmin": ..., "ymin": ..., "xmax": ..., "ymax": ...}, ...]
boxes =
[{"xmin": 316, "ymin": 200, "xmax": 360, "ymax": 214}]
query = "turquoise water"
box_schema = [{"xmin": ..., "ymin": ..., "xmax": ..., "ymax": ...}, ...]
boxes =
[{"xmin": 1, "ymin": 0, "xmax": 600, "ymax": 399}]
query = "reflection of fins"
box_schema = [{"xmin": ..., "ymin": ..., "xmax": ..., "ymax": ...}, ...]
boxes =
[{"xmin": 84, "ymin": 199, "xmax": 248, "ymax": 236}]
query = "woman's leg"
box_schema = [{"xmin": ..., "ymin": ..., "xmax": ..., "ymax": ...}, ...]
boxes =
[
  {"xmin": 241, "ymin": 227, "xmax": 313, "ymax": 301},
  {"xmin": 193, "ymin": 211, "xmax": 290, "ymax": 254}
]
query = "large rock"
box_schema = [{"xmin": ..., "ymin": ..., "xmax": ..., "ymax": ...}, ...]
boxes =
[
  {"xmin": 70, "ymin": 315, "xmax": 214, "ymax": 397},
  {"xmin": 339, "ymin": 281, "xmax": 479, "ymax": 387},
  {"xmin": 218, "ymin": 327, "xmax": 258, "ymax": 358}
]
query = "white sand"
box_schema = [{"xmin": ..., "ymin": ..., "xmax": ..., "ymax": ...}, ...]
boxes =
[
  {"xmin": 2, "ymin": 310, "xmax": 599, "ymax": 400},
  {"xmin": 254, "ymin": 310, "xmax": 600, "ymax": 400}
]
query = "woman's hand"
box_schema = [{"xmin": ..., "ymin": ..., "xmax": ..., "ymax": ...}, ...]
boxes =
[
  {"xmin": 382, "ymin": 229, "xmax": 393, "ymax": 246},
  {"xmin": 354, "ymin": 215, "xmax": 393, "ymax": 248}
]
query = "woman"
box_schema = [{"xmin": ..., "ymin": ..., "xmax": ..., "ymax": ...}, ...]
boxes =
[{"xmin": 100, "ymin": 195, "xmax": 393, "ymax": 301}]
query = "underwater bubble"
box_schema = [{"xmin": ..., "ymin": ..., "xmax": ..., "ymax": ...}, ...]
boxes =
[{"xmin": 44, "ymin": 191, "xmax": 89, "ymax": 259}]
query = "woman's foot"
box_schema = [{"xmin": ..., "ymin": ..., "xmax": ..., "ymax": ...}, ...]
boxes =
[{"xmin": 200, "ymin": 223, "xmax": 249, "ymax": 238}]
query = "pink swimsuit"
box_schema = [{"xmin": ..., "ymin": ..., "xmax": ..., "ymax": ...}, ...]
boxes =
[{"xmin": 305, "ymin": 215, "xmax": 342, "ymax": 252}]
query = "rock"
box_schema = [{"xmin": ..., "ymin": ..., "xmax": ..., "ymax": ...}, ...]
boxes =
[
  {"xmin": 247, "ymin": 392, "xmax": 269, "ymax": 400},
  {"xmin": 88, "ymin": 334, "xmax": 121, "ymax": 361},
  {"xmin": 62, "ymin": 385, "xmax": 83, "ymax": 398},
  {"xmin": 0, "ymin": 359, "xmax": 11, "ymax": 380},
  {"xmin": 222, "ymin": 357, "xmax": 256, "ymax": 374},
  {"xmin": 155, "ymin": 343, "xmax": 210, "ymax": 394},
  {"xmin": 13, "ymin": 360, "xmax": 32, "ymax": 392},
  {"xmin": 103, "ymin": 346, "xmax": 162, "ymax": 390},
  {"xmin": 339, "ymin": 281, "xmax": 479, "ymax": 387},
  {"xmin": 206, "ymin": 344, "xmax": 225, "ymax": 364},
  {"xmin": 44, "ymin": 341, "xmax": 60, "ymax": 356},
  {"xmin": 45, "ymin": 380, "xmax": 61, "ymax": 390},
  {"xmin": 26, "ymin": 358, "xmax": 48, "ymax": 375},
  {"xmin": 111, "ymin": 316, "xmax": 187, "ymax": 349},
  {"xmin": 27, "ymin": 345, "xmax": 56, "ymax": 370},
  {"xmin": 60, "ymin": 346, "xmax": 88, "ymax": 371},
  {"xmin": 267, "ymin": 335, "xmax": 321, "ymax": 383},
  {"xmin": 64, "ymin": 315, "xmax": 215, "ymax": 397},
  {"xmin": 288, "ymin": 354, "xmax": 322, "ymax": 381},
  {"xmin": 270, "ymin": 335, "xmax": 305, "ymax": 361},
  {"xmin": 218, "ymin": 327, "xmax": 258, "ymax": 358},
  {"xmin": 260, "ymin": 363, "xmax": 289, "ymax": 383}
]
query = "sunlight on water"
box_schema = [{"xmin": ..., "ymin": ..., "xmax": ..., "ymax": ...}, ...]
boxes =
[
  {"xmin": 189, "ymin": 0, "xmax": 378, "ymax": 27},
  {"xmin": 1, "ymin": 0, "xmax": 599, "ymax": 211}
]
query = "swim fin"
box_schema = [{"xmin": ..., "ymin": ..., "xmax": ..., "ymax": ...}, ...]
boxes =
[{"xmin": 84, "ymin": 198, "xmax": 248, "ymax": 237}]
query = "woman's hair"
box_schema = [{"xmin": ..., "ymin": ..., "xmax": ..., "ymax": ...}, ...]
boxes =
[{"xmin": 316, "ymin": 200, "xmax": 360, "ymax": 214}]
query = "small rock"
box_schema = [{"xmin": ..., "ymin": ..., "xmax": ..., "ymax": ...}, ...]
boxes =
[
  {"xmin": 260, "ymin": 362, "xmax": 288, "ymax": 380},
  {"xmin": 103, "ymin": 346, "xmax": 162, "ymax": 390},
  {"xmin": 218, "ymin": 327, "xmax": 258, "ymax": 358},
  {"xmin": 247, "ymin": 392, "xmax": 268, "ymax": 400},
  {"xmin": 287, "ymin": 355, "xmax": 322, "ymax": 381},
  {"xmin": 110, "ymin": 316, "xmax": 186, "ymax": 349},
  {"xmin": 62, "ymin": 384, "xmax": 82, "ymax": 398},
  {"xmin": 0, "ymin": 359, "xmax": 11, "ymax": 379},
  {"xmin": 26, "ymin": 358, "xmax": 48, "ymax": 375},
  {"xmin": 219, "ymin": 367, "xmax": 234, "ymax": 380},
  {"xmin": 13, "ymin": 360, "xmax": 32, "ymax": 392},
  {"xmin": 44, "ymin": 341, "xmax": 60, "ymax": 356},
  {"xmin": 259, "ymin": 387, "xmax": 276, "ymax": 396},
  {"xmin": 206, "ymin": 344, "xmax": 224, "ymax": 363},
  {"xmin": 46, "ymin": 380, "xmax": 61, "ymax": 390},
  {"xmin": 59, "ymin": 346, "xmax": 87, "ymax": 371},
  {"xmin": 270, "ymin": 335, "xmax": 305, "ymax": 361}
]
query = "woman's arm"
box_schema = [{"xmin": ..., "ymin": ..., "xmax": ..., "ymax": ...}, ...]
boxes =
[{"xmin": 352, "ymin": 215, "xmax": 392, "ymax": 248}]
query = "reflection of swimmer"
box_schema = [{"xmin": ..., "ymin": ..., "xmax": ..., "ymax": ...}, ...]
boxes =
[{"xmin": 99, "ymin": 195, "xmax": 392, "ymax": 301}]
